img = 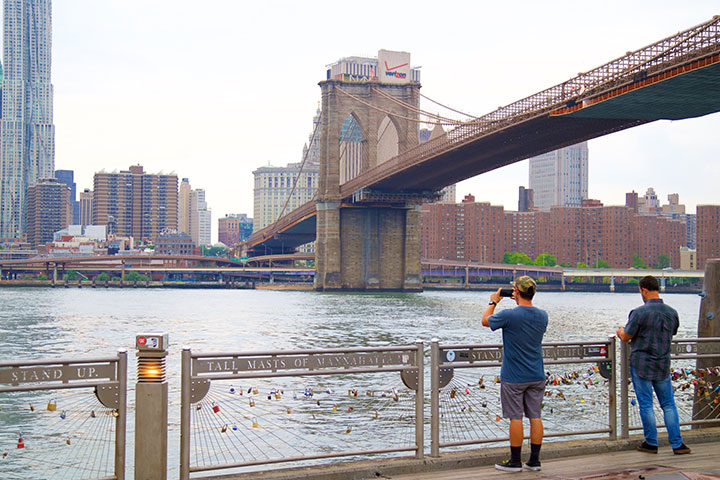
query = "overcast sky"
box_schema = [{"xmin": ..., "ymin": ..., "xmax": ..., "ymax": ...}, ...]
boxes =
[{"xmin": 32, "ymin": 1, "xmax": 720, "ymax": 241}]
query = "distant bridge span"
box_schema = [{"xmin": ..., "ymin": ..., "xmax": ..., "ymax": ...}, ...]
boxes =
[{"xmin": 248, "ymin": 17, "xmax": 720, "ymax": 257}]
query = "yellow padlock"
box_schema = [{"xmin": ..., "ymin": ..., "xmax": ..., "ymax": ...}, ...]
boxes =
[{"xmin": 47, "ymin": 399, "xmax": 57, "ymax": 412}]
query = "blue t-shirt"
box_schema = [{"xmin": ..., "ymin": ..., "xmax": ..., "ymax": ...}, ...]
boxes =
[{"xmin": 488, "ymin": 306, "xmax": 548, "ymax": 383}]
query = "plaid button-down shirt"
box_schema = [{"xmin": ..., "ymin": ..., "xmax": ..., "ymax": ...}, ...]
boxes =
[{"xmin": 624, "ymin": 298, "xmax": 679, "ymax": 381}]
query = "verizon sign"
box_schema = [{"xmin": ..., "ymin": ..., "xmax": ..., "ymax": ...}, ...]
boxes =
[{"xmin": 378, "ymin": 49, "xmax": 411, "ymax": 84}]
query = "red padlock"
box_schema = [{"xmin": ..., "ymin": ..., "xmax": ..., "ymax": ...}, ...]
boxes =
[
  {"xmin": 212, "ymin": 402, "xmax": 220, "ymax": 414},
  {"xmin": 17, "ymin": 437, "xmax": 25, "ymax": 449}
]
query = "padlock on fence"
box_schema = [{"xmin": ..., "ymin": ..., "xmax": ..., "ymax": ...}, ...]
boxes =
[{"xmin": 47, "ymin": 398, "xmax": 57, "ymax": 411}]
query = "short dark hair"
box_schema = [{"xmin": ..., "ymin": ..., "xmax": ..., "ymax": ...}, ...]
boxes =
[
  {"xmin": 516, "ymin": 285, "xmax": 535, "ymax": 301},
  {"xmin": 638, "ymin": 275, "xmax": 660, "ymax": 291}
]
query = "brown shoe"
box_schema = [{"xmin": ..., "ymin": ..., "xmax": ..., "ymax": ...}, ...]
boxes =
[
  {"xmin": 637, "ymin": 441, "xmax": 658, "ymax": 453},
  {"xmin": 673, "ymin": 443, "xmax": 691, "ymax": 455}
]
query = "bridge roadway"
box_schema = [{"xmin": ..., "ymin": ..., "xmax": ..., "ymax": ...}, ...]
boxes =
[{"xmin": 248, "ymin": 16, "xmax": 720, "ymax": 255}]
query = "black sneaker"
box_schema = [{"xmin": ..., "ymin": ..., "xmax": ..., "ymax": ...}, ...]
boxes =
[
  {"xmin": 523, "ymin": 460, "xmax": 542, "ymax": 471},
  {"xmin": 495, "ymin": 459, "xmax": 523, "ymax": 472},
  {"xmin": 673, "ymin": 443, "xmax": 691, "ymax": 455},
  {"xmin": 637, "ymin": 441, "xmax": 658, "ymax": 453}
]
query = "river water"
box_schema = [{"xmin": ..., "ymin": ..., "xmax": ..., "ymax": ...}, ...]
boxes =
[{"xmin": 0, "ymin": 288, "xmax": 705, "ymax": 478}]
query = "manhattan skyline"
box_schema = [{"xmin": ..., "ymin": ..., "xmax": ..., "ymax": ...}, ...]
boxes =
[{"xmin": 3, "ymin": 1, "xmax": 718, "ymax": 243}]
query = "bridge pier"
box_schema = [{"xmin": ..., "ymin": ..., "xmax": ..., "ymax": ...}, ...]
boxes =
[
  {"xmin": 610, "ymin": 276, "xmax": 615, "ymax": 292},
  {"xmin": 315, "ymin": 202, "xmax": 421, "ymax": 291},
  {"xmin": 660, "ymin": 276, "xmax": 667, "ymax": 293}
]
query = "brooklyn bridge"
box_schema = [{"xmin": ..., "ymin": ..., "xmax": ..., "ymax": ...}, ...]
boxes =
[{"xmin": 244, "ymin": 16, "xmax": 720, "ymax": 291}]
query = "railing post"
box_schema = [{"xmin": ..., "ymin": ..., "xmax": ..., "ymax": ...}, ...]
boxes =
[
  {"xmin": 415, "ymin": 339, "xmax": 424, "ymax": 459},
  {"xmin": 115, "ymin": 349, "xmax": 128, "ymax": 480},
  {"xmin": 620, "ymin": 339, "xmax": 630, "ymax": 438},
  {"xmin": 134, "ymin": 333, "xmax": 169, "ymax": 480},
  {"xmin": 180, "ymin": 347, "xmax": 191, "ymax": 480},
  {"xmin": 430, "ymin": 338, "xmax": 440, "ymax": 457},
  {"xmin": 607, "ymin": 336, "xmax": 617, "ymax": 440}
]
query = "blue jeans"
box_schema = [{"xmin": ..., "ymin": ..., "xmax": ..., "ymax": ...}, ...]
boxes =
[{"xmin": 630, "ymin": 366, "xmax": 683, "ymax": 448}]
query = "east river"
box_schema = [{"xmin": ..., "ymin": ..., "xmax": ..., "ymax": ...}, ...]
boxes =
[{"xmin": 0, "ymin": 288, "xmax": 704, "ymax": 478}]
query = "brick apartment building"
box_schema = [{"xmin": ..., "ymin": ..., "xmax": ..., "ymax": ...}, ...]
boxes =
[
  {"xmin": 420, "ymin": 195, "xmax": 505, "ymax": 262},
  {"xmin": 422, "ymin": 198, "xmax": 692, "ymax": 268},
  {"xmin": 697, "ymin": 205, "xmax": 720, "ymax": 268},
  {"xmin": 93, "ymin": 165, "xmax": 178, "ymax": 242}
]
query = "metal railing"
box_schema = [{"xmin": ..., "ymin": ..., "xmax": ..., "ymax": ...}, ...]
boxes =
[
  {"xmin": 179, "ymin": 342, "xmax": 424, "ymax": 479},
  {"xmin": 430, "ymin": 337, "xmax": 616, "ymax": 456},
  {"xmin": 0, "ymin": 351, "xmax": 128, "ymax": 480},
  {"xmin": 620, "ymin": 337, "xmax": 720, "ymax": 437}
]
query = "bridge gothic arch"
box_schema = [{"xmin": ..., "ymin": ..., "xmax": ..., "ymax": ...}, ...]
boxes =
[
  {"xmin": 376, "ymin": 115, "xmax": 400, "ymax": 166},
  {"xmin": 339, "ymin": 113, "xmax": 364, "ymax": 184}
]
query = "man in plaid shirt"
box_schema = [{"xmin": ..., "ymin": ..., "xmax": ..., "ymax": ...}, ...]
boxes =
[{"xmin": 616, "ymin": 275, "xmax": 691, "ymax": 455}]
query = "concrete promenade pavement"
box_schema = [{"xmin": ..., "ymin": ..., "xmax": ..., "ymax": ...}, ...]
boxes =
[
  {"xmin": 221, "ymin": 428, "xmax": 720, "ymax": 480},
  {"xmin": 380, "ymin": 441, "xmax": 720, "ymax": 479}
]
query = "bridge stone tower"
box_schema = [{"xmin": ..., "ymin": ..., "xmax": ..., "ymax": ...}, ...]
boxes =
[{"xmin": 315, "ymin": 57, "xmax": 424, "ymax": 291}]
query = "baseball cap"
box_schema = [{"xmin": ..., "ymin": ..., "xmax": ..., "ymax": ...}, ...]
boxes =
[{"xmin": 511, "ymin": 275, "xmax": 536, "ymax": 294}]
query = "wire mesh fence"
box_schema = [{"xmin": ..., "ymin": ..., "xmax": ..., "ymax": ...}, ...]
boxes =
[
  {"xmin": 0, "ymin": 352, "xmax": 127, "ymax": 480},
  {"xmin": 180, "ymin": 343, "xmax": 424, "ymax": 478}
]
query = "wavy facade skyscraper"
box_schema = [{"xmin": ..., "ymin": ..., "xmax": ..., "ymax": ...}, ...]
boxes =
[{"xmin": 0, "ymin": 0, "xmax": 55, "ymax": 239}]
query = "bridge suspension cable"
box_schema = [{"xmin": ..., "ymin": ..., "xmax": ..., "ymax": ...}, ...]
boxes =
[
  {"xmin": 370, "ymin": 87, "xmax": 471, "ymax": 125},
  {"xmin": 272, "ymin": 114, "xmax": 321, "ymax": 226},
  {"xmin": 419, "ymin": 92, "xmax": 480, "ymax": 120},
  {"xmin": 334, "ymin": 86, "xmax": 465, "ymax": 126}
]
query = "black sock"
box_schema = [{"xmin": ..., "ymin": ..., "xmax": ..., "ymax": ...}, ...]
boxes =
[
  {"xmin": 529, "ymin": 443, "xmax": 542, "ymax": 463},
  {"xmin": 510, "ymin": 445, "xmax": 521, "ymax": 463}
]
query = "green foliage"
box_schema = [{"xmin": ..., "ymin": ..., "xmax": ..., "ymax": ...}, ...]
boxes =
[
  {"xmin": 576, "ymin": 262, "xmax": 588, "ymax": 269},
  {"xmin": 124, "ymin": 271, "xmax": 149, "ymax": 282},
  {"xmin": 594, "ymin": 258, "xmax": 610, "ymax": 268},
  {"xmin": 97, "ymin": 273, "xmax": 110, "ymax": 281},
  {"xmin": 632, "ymin": 253, "xmax": 648, "ymax": 269},
  {"xmin": 63, "ymin": 270, "xmax": 79, "ymax": 281},
  {"xmin": 627, "ymin": 278, "xmax": 639, "ymax": 284},
  {"xmin": 36, "ymin": 273, "xmax": 48, "ymax": 280},
  {"xmin": 502, "ymin": 252, "xmax": 533, "ymax": 265},
  {"xmin": 654, "ymin": 254, "xmax": 671, "ymax": 269},
  {"xmin": 201, "ymin": 245, "xmax": 228, "ymax": 257},
  {"xmin": 533, "ymin": 253, "xmax": 556, "ymax": 267},
  {"xmin": 112, "ymin": 276, "xmax": 121, "ymax": 281}
]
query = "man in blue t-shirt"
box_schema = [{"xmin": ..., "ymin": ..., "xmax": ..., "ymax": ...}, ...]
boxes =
[{"xmin": 482, "ymin": 275, "xmax": 548, "ymax": 472}]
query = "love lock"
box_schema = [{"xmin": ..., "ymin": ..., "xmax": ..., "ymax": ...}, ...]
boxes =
[{"xmin": 47, "ymin": 399, "xmax": 57, "ymax": 412}]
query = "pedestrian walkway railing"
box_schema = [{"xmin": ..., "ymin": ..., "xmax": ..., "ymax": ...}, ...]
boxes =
[
  {"xmin": 620, "ymin": 337, "xmax": 720, "ymax": 438},
  {"xmin": 429, "ymin": 337, "xmax": 616, "ymax": 456},
  {"xmin": 179, "ymin": 342, "xmax": 424, "ymax": 479},
  {"xmin": 0, "ymin": 351, "xmax": 128, "ymax": 480}
]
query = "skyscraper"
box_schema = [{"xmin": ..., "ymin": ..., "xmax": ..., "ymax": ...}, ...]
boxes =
[
  {"xmin": 0, "ymin": 0, "xmax": 55, "ymax": 239},
  {"xmin": 528, "ymin": 142, "xmax": 588, "ymax": 211}
]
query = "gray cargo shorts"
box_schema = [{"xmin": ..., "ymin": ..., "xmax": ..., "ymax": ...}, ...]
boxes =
[{"xmin": 500, "ymin": 379, "xmax": 545, "ymax": 420}]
